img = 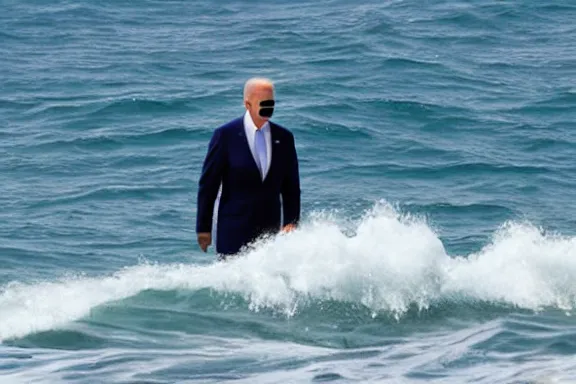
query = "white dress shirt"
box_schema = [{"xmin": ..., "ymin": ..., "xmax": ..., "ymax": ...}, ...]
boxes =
[{"xmin": 244, "ymin": 110, "xmax": 272, "ymax": 179}]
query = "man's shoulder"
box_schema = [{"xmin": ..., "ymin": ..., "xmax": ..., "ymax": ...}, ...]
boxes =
[
  {"xmin": 270, "ymin": 121, "xmax": 295, "ymax": 140},
  {"xmin": 214, "ymin": 117, "xmax": 244, "ymax": 135}
]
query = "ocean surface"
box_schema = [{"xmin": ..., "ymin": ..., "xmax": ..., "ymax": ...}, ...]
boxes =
[{"xmin": 1, "ymin": 0, "xmax": 576, "ymax": 382}]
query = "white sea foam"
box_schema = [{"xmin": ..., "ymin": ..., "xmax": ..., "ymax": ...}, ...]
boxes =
[{"xmin": 2, "ymin": 202, "xmax": 576, "ymax": 342}]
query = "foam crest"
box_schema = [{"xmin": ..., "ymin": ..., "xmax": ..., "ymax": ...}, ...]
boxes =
[
  {"xmin": 444, "ymin": 222, "xmax": 576, "ymax": 310},
  {"xmin": 2, "ymin": 202, "xmax": 576, "ymax": 341}
]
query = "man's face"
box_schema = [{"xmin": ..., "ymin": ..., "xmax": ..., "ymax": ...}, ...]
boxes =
[{"xmin": 246, "ymin": 86, "xmax": 275, "ymax": 121}]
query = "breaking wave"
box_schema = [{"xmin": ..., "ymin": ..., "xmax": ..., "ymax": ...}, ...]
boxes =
[{"xmin": 2, "ymin": 202, "xmax": 576, "ymax": 342}]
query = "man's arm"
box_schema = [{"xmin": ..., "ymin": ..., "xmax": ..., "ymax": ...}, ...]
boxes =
[
  {"xmin": 281, "ymin": 132, "xmax": 301, "ymax": 230},
  {"xmin": 196, "ymin": 128, "xmax": 226, "ymax": 250}
]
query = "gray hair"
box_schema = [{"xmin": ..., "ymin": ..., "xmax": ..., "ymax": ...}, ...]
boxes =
[{"xmin": 243, "ymin": 77, "xmax": 275, "ymax": 100}]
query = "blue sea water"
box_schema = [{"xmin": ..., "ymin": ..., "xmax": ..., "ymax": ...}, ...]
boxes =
[{"xmin": 2, "ymin": 0, "xmax": 576, "ymax": 382}]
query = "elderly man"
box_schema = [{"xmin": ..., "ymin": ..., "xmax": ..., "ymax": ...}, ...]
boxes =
[{"xmin": 196, "ymin": 78, "xmax": 301, "ymax": 258}]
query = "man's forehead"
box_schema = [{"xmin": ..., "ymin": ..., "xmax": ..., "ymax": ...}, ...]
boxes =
[{"xmin": 253, "ymin": 88, "xmax": 274, "ymax": 98}]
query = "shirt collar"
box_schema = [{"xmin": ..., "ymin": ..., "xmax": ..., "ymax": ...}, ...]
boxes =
[{"xmin": 244, "ymin": 110, "xmax": 269, "ymax": 132}]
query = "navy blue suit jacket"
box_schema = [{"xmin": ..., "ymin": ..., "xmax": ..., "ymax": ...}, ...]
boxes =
[{"xmin": 196, "ymin": 117, "xmax": 301, "ymax": 255}]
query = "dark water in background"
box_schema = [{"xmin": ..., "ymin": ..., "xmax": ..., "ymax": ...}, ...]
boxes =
[{"xmin": 2, "ymin": 0, "xmax": 576, "ymax": 382}]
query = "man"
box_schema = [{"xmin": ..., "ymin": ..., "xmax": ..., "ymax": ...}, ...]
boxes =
[{"xmin": 196, "ymin": 77, "xmax": 301, "ymax": 258}]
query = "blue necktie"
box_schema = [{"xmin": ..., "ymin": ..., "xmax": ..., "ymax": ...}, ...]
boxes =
[{"xmin": 254, "ymin": 128, "xmax": 267, "ymax": 178}]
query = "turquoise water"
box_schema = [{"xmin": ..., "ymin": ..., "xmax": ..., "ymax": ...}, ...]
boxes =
[{"xmin": 2, "ymin": 0, "xmax": 576, "ymax": 382}]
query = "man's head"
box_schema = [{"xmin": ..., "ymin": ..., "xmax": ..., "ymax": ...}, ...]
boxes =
[{"xmin": 243, "ymin": 77, "xmax": 275, "ymax": 127}]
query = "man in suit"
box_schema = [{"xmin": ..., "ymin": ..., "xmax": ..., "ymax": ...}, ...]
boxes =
[{"xmin": 196, "ymin": 77, "xmax": 301, "ymax": 258}]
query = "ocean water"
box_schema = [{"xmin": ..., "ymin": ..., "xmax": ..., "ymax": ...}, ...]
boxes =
[{"xmin": 2, "ymin": 0, "xmax": 576, "ymax": 382}]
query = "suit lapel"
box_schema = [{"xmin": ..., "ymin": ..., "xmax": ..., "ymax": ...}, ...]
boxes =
[
  {"xmin": 239, "ymin": 117, "xmax": 264, "ymax": 182},
  {"xmin": 264, "ymin": 123, "xmax": 279, "ymax": 183},
  {"xmin": 238, "ymin": 116, "xmax": 280, "ymax": 184}
]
